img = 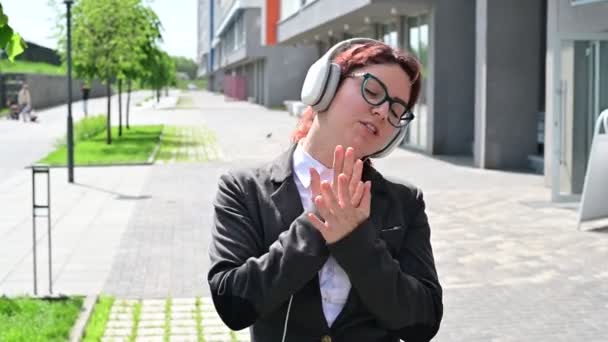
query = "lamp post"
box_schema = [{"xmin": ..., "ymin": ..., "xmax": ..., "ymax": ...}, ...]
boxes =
[{"xmin": 65, "ymin": 0, "xmax": 74, "ymax": 183}]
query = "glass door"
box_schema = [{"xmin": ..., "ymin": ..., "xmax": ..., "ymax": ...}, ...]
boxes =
[{"xmin": 552, "ymin": 35, "xmax": 608, "ymax": 202}]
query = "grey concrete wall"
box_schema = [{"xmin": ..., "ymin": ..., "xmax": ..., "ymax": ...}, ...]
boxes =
[
  {"xmin": 556, "ymin": 0, "xmax": 608, "ymax": 33},
  {"xmin": 265, "ymin": 45, "xmax": 319, "ymax": 107},
  {"xmin": 474, "ymin": 0, "xmax": 544, "ymax": 170},
  {"xmin": 429, "ymin": 0, "xmax": 475, "ymax": 155},
  {"xmin": 245, "ymin": 8, "xmax": 263, "ymax": 57},
  {"xmin": 2, "ymin": 74, "xmax": 108, "ymax": 110}
]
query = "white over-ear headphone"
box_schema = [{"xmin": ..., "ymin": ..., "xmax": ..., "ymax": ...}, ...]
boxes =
[{"xmin": 300, "ymin": 37, "xmax": 410, "ymax": 159}]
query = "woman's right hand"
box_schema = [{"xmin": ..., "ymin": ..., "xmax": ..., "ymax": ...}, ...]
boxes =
[{"xmin": 308, "ymin": 145, "xmax": 372, "ymax": 244}]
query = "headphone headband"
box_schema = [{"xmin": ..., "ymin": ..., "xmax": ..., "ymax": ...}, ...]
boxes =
[{"xmin": 300, "ymin": 37, "xmax": 409, "ymax": 159}]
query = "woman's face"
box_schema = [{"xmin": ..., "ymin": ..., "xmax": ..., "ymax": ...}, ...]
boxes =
[{"xmin": 322, "ymin": 63, "xmax": 412, "ymax": 159}]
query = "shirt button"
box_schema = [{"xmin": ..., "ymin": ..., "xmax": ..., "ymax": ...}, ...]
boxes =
[{"xmin": 321, "ymin": 335, "xmax": 332, "ymax": 342}]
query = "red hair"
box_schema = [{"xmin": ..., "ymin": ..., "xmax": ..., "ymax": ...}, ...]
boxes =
[{"xmin": 291, "ymin": 42, "xmax": 422, "ymax": 143}]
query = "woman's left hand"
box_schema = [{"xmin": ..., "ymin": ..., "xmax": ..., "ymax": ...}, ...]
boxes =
[{"xmin": 307, "ymin": 146, "xmax": 372, "ymax": 244}]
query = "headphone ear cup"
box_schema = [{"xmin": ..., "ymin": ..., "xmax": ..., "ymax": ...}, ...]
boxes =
[{"xmin": 311, "ymin": 63, "xmax": 341, "ymax": 112}]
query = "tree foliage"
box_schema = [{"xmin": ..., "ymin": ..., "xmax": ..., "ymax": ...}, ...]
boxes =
[{"xmin": 0, "ymin": 3, "xmax": 27, "ymax": 62}]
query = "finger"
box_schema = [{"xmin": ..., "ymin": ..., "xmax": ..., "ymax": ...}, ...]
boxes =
[
  {"xmin": 332, "ymin": 145, "xmax": 344, "ymax": 191},
  {"xmin": 310, "ymin": 167, "xmax": 321, "ymax": 197},
  {"xmin": 307, "ymin": 212, "xmax": 328, "ymax": 235},
  {"xmin": 359, "ymin": 181, "xmax": 372, "ymax": 212},
  {"xmin": 321, "ymin": 181, "xmax": 339, "ymax": 211},
  {"xmin": 349, "ymin": 159, "xmax": 363, "ymax": 195},
  {"xmin": 342, "ymin": 147, "xmax": 355, "ymax": 180},
  {"xmin": 338, "ymin": 173, "xmax": 351, "ymax": 208},
  {"xmin": 314, "ymin": 195, "xmax": 333, "ymax": 224},
  {"xmin": 351, "ymin": 181, "xmax": 365, "ymax": 207}
]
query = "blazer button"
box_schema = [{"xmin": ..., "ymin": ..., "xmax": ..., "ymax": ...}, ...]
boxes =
[{"xmin": 321, "ymin": 335, "xmax": 332, "ymax": 342}]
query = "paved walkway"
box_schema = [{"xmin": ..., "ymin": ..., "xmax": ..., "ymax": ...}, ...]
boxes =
[{"xmin": 1, "ymin": 90, "xmax": 607, "ymax": 340}]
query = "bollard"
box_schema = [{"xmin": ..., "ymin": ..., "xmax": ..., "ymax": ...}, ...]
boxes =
[{"xmin": 31, "ymin": 164, "xmax": 52, "ymax": 295}]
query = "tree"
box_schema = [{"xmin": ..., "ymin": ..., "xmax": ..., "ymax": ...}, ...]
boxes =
[
  {"xmin": 121, "ymin": 2, "xmax": 162, "ymax": 130},
  {"xmin": 172, "ymin": 56, "xmax": 198, "ymax": 80},
  {"xmin": 0, "ymin": 3, "xmax": 26, "ymax": 62},
  {"xmin": 68, "ymin": 0, "xmax": 164, "ymax": 143},
  {"xmin": 142, "ymin": 48, "xmax": 176, "ymax": 103}
]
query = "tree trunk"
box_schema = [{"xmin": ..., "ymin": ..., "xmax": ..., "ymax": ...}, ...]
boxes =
[
  {"xmin": 165, "ymin": 87, "xmax": 168, "ymax": 96},
  {"xmin": 118, "ymin": 79, "xmax": 123, "ymax": 137},
  {"xmin": 156, "ymin": 88, "xmax": 160, "ymax": 103},
  {"xmin": 126, "ymin": 79, "xmax": 131, "ymax": 129},
  {"xmin": 106, "ymin": 80, "xmax": 112, "ymax": 145}
]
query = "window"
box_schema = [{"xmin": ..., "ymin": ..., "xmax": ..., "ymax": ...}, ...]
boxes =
[{"xmin": 404, "ymin": 14, "xmax": 429, "ymax": 149}]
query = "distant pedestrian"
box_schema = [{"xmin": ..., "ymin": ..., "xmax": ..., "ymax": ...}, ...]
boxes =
[
  {"xmin": 17, "ymin": 82, "xmax": 33, "ymax": 122},
  {"xmin": 81, "ymin": 83, "xmax": 91, "ymax": 116},
  {"xmin": 208, "ymin": 38, "xmax": 443, "ymax": 342}
]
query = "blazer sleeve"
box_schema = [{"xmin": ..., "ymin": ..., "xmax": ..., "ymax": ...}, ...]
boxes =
[
  {"xmin": 207, "ymin": 171, "xmax": 330, "ymax": 331},
  {"xmin": 328, "ymin": 188, "xmax": 443, "ymax": 342}
]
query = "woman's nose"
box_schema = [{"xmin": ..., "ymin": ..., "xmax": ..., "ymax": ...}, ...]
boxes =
[{"xmin": 371, "ymin": 101, "xmax": 390, "ymax": 120}]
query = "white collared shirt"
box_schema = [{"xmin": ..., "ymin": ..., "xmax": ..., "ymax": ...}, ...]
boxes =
[{"xmin": 292, "ymin": 142, "xmax": 351, "ymax": 327}]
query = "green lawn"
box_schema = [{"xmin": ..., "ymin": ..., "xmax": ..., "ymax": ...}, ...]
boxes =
[
  {"xmin": 176, "ymin": 78, "xmax": 207, "ymax": 90},
  {"xmin": 0, "ymin": 296, "xmax": 83, "ymax": 342},
  {"xmin": 39, "ymin": 125, "xmax": 163, "ymax": 166},
  {"xmin": 0, "ymin": 60, "xmax": 66, "ymax": 75},
  {"xmin": 82, "ymin": 296, "xmax": 114, "ymax": 342}
]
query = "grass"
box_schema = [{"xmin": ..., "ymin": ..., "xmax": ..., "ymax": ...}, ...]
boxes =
[
  {"xmin": 156, "ymin": 125, "xmax": 221, "ymax": 163},
  {"xmin": 176, "ymin": 78, "xmax": 207, "ymax": 90},
  {"xmin": 129, "ymin": 301, "xmax": 142, "ymax": 342},
  {"xmin": 195, "ymin": 297, "xmax": 203, "ymax": 342},
  {"xmin": 0, "ymin": 295, "xmax": 84, "ymax": 342},
  {"xmin": 0, "ymin": 60, "xmax": 66, "ymax": 75},
  {"xmin": 82, "ymin": 296, "xmax": 115, "ymax": 342},
  {"xmin": 0, "ymin": 107, "xmax": 9, "ymax": 118},
  {"xmin": 40, "ymin": 125, "xmax": 163, "ymax": 166},
  {"xmin": 176, "ymin": 95, "xmax": 194, "ymax": 108},
  {"xmin": 164, "ymin": 298, "xmax": 172, "ymax": 342}
]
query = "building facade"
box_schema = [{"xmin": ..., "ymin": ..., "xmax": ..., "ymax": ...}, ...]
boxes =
[
  {"xmin": 276, "ymin": 0, "xmax": 608, "ymax": 201},
  {"xmin": 198, "ymin": 0, "xmax": 608, "ymax": 201},
  {"xmin": 197, "ymin": 0, "xmax": 318, "ymax": 107}
]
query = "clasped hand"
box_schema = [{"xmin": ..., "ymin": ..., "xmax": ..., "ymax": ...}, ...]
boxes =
[{"xmin": 307, "ymin": 145, "xmax": 372, "ymax": 244}]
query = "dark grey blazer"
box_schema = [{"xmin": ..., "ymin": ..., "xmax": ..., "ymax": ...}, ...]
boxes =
[{"xmin": 208, "ymin": 144, "xmax": 443, "ymax": 342}]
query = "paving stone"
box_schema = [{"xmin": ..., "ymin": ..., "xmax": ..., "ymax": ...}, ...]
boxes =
[
  {"xmin": 103, "ymin": 328, "xmax": 132, "ymax": 337},
  {"xmin": 134, "ymin": 337, "xmax": 164, "ymax": 342},
  {"xmin": 170, "ymin": 311, "xmax": 197, "ymax": 320},
  {"xmin": 171, "ymin": 305, "xmax": 197, "ymax": 313},
  {"xmin": 169, "ymin": 335, "xmax": 199, "ymax": 342},
  {"xmin": 170, "ymin": 319, "xmax": 197, "ymax": 328},
  {"xmin": 109, "ymin": 313, "xmax": 134, "ymax": 321},
  {"xmin": 137, "ymin": 319, "xmax": 166, "ymax": 329},
  {"xmin": 106, "ymin": 320, "xmax": 134, "ymax": 329},
  {"xmin": 139, "ymin": 312, "xmax": 167, "ymax": 321},
  {"xmin": 101, "ymin": 337, "xmax": 130, "ymax": 342},
  {"xmin": 136, "ymin": 327, "xmax": 165, "ymax": 337},
  {"xmin": 170, "ymin": 326, "xmax": 198, "ymax": 335}
]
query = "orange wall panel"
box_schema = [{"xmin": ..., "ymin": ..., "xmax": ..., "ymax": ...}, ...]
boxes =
[{"xmin": 266, "ymin": 0, "xmax": 279, "ymax": 45}]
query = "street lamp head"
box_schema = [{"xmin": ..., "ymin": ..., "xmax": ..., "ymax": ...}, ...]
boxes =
[{"xmin": 64, "ymin": 0, "xmax": 74, "ymax": 5}]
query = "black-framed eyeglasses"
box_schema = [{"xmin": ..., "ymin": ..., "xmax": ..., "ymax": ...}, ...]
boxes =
[{"xmin": 347, "ymin": 72, "xmax": 415, "ymax": 128}]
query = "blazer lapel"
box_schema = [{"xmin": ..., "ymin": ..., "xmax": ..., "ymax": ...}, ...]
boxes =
[
  {"xmin": 269, "ymin": 143, "xmax": 305, "ymax": 231},
  {"xmin": 268, "ymin": 144, "xmax": 328, "ymax": 331}
]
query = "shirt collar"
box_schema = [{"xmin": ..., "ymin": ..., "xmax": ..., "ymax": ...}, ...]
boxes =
[{"xmin": 293, "ymin": 142, "xmax": 333, "ymax": 189}]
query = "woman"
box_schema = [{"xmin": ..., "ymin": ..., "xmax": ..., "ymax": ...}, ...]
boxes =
[{"xmin": 208, "ymin": 38, "xmax": 443, "ymax": 342}]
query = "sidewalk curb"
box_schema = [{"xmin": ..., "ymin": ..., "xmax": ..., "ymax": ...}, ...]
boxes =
[
  {"xmin": 25, "ymin": 162, "xmax": 154, "ymax": 169},
  {"xmin": 147, "ymin": 129, "xmax": 165, "ymax": 164},
  {"xmin": 69, "ymin": 294, "xmax": 98, "ymax": 342}
]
